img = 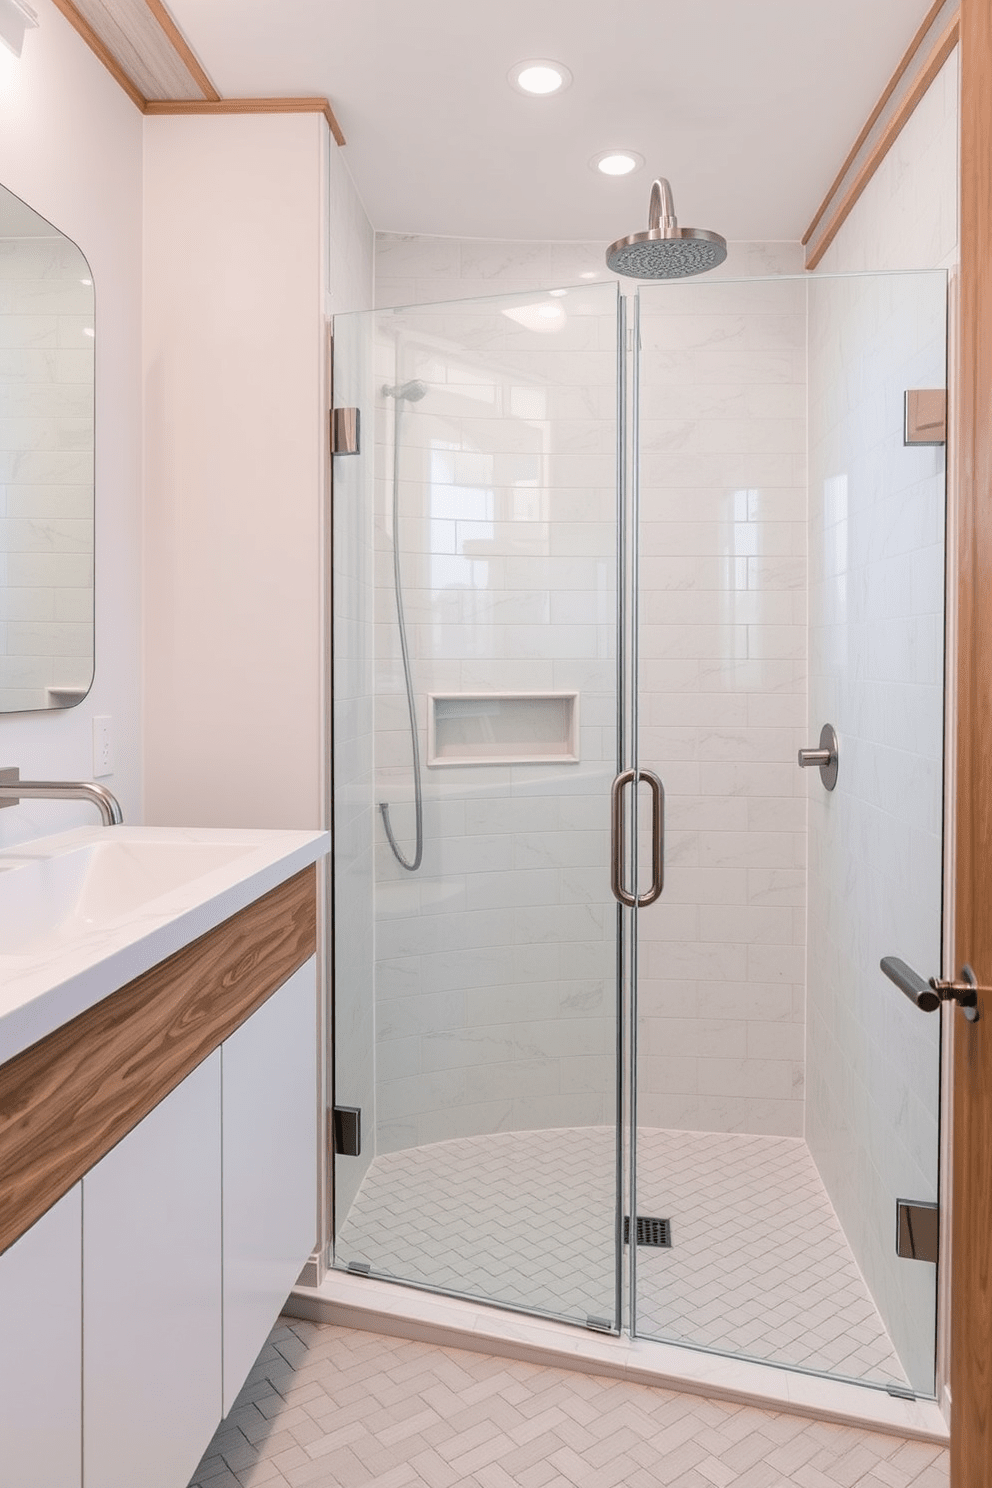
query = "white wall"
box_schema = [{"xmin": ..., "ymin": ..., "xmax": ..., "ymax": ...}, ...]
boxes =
[
  {"xmin": 806, "ymin": 51, "xmax": 958, "ymax": 1395},
  {"xmin": 0, "ymin": 0, "xmax": 143, "ymax": 846},
  {"xmin": 143, "ymin": 113, "xmax": 329, "ymax": 830}
]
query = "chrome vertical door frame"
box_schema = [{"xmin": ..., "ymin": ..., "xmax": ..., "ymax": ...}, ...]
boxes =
[
  {"xmin": 627, "ymin": 289, "xmax": 642, "ymax": 1336},
  {"xmin": 614, "ymin": 289, "xmax": 628, "ymax": 1337}
]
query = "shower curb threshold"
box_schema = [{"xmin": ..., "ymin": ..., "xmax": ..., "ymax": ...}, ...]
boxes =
[{"xmin": 286, "ymin": 1272, "xmax": 949, "ymax": 1445}]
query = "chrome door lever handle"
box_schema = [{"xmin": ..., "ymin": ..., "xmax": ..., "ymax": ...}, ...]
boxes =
[{"xmin": 880, "ymin": 956, "xmax": 983, "ymax": 1022}]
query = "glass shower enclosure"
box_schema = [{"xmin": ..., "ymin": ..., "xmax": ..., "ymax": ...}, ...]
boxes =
[{"xmin": 330, "ymin": 268, "xmax": 948, "ymax": 1400}]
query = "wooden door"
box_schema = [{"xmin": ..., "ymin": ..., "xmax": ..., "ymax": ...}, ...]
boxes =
[{"xmin": 951, "ymin": 2, "xmax": 992, "ymax": 1480}]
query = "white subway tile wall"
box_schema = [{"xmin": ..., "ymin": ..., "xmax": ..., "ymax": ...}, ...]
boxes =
[
  {"xmin": 0, "ymin": 234, "xmax": 94, "ymax": 711},
  {"xmin": 803, "ymin": 54, "xmax": 958, "ymax": 1399},
  {"xmin": 369, "ymin": 235, "xmax": 811, "ymax": 1154},
  {"xmin": 369, "ymin": 281, "xmax": 620, "ymax": 1155},
  {"xmin": 636, "ymin": 275, "xmax": 807, "ymax": 1139}
]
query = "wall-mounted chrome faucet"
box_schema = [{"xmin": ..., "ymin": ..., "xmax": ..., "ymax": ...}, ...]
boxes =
[{"xmin": 0, "ymin": 766, "xmax": 124, "ymax": 826}]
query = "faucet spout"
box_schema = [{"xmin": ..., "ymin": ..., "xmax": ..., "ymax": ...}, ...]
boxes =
[{"xmin": 0, "ymin": 768, "xmax": 124, "ymax": 826}]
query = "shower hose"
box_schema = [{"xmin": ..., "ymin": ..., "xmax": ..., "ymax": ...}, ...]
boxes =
[{"xmin": 379, "ymin": 394, "xmax": 424, "ymax": 871}]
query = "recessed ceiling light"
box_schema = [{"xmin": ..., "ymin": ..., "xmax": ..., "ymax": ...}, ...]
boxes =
[
  {"xmin": 508, "ymin": 59, "xmax": 572, "ymax": 96},
  {"xmin": 591, "ymin": 150, "xmax": 645, "ymax": 177}
]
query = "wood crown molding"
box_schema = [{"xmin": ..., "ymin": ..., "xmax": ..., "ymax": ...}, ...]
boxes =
[
  {"xmin": 0, "ymin": 865, "xmax": 316, "ymax": 1258},
  {"xmin": 144, "ymin": 96, "xmax": 347, "ymax": 147},
  {"xmin": 804, "ymin": 1, "xmax": 959, "ymax": 269},
  {"xmin": 49, "ymin": 0, "xmax": 346, "ymax": 144}
]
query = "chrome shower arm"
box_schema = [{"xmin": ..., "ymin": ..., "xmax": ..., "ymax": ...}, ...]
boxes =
[{"xmin": 648, "ymin": 178, "xmax": 677, "ymax": 234}]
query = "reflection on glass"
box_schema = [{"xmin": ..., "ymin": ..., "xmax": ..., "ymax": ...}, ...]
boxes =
[{"xmin": 0, "ymin": 182, "xmax": 94, "ymax": 712}]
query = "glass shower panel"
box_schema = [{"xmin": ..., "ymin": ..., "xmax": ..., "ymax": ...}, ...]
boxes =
[
  {"xmin": 332, "ymin": 281, "xmax": 623, "ymax": 1328},
  {"xmin": 633, "ymin": 271, "xmax": 946, "ymax": 1396}
]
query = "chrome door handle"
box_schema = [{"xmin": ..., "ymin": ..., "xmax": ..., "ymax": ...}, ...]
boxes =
[
  {"xmin": 611, "ymin": 769, "xmax": 665, "ymax": 908},
  {"xmin": 880, "ymin": 956, "xmax": 983, "ymax": 1022}
]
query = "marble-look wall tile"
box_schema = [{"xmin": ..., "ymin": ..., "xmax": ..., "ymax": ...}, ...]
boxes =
[
  {"xmin": 805, "ymin": 272, "xmax": 949, "ymax": 1395},
  {"xmin": 636, "ymin": 273, "xmax": 807, "ymax": 1139},
  {"xmin": 364, "ymin": 236, "xmax": 809, "ymax": 1150},
  {"xmin": 375, "ymin": 234, "xmax": 804, "ymax": 309}
]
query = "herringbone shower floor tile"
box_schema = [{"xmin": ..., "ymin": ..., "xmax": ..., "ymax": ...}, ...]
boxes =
[
  {"xmin": 335, "ymin": 1128, "xmax": 908, "ymax": 1388},
  {"xmin": 187, "ymin": 1318, "xmax": 948, "ymax": 1488}
]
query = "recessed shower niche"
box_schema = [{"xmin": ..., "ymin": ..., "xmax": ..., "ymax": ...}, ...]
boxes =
[{"xmin": 427, "ymin": 693, "xmax": 579, "ymax": 767}]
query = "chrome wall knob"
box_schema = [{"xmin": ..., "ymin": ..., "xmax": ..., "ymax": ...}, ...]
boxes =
[{"xmin": 797, "ymin": 724, "xmax": 838, "ymax": 791}]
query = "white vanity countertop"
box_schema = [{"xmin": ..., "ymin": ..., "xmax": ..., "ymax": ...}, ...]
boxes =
[{"xmin": 0, "ymin": 825, "xmax": 330, "ymax": 1067}]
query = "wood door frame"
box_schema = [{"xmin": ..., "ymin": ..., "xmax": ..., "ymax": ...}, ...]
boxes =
[{"xmin": 951, "ymin": 2, "xmax": 992, "ymax": 1480}]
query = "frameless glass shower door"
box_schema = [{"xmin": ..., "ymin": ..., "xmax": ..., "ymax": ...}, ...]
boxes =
[
  {"xmin": 332, "ymin": 265, "xmax": 948, "ymax": 1398},
  {"xmin": 331, "ymin": 281, "xmax": 624, "ymax": 1327},
  {"xmin": 632, "ymin": 269, "xmax": 947, "ymax": 1398}
]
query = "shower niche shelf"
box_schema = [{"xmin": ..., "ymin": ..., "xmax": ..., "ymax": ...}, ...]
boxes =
[{"xmin": 427, "ymin": 692, "xmax": 579, "ymax": 767}]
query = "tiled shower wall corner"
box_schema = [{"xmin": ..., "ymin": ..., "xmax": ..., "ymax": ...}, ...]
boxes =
[
  {"xmin": 805, "ymin": 50, "xmax": 958, "ymax": 1396},
  {"xmin": 805, "ymin": 269, "xmax": 945, "ymax": 1399},
  {"xmin": 635, "ymin": 275, "xmax": 807, "ymax": 1138},
  {"xmin": 0, "ymin": 233, "xmax": 94, "ymax": 712},
  {"xmin": 369, "ymin": 237, "xmax": 808, "ymax": 1144}
]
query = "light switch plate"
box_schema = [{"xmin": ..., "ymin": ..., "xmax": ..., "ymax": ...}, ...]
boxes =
[{"xmin": 92, "ymin": 715, "xmax": 113, "ymax": 777}]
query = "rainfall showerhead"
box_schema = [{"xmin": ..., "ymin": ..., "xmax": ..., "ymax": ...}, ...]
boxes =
[
  {"xmin": 606, "ymin": 178, "xmax": 727, "ymax": 280},
  {"xmin": 383, "ymin": 379, "xmax": 428, "ymax": 402}
]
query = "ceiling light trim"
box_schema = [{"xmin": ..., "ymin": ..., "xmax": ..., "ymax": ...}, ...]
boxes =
[
  {"xmin": 508, "ymin": 58, "xmax": 572, "ymax": 96},
  {"xmin": 591, "ymin": 150, "xmax": 645, "ymax": 176}
]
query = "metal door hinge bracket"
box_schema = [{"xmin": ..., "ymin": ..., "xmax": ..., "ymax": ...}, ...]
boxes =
[
  {"xmin": 332, "ymin": 1105, "xmax": 362, "ymax": 1156},
  {"xmin": 331, "ymin": 407, "xmax": 360, "ymax": 455},
  {"xmin": 904, "ymin": 389, "xmax": 946, "ymax": 445},
  {"xmin": 896, "ymin": 1200, "xmax": 939, "ymax": 1263}
]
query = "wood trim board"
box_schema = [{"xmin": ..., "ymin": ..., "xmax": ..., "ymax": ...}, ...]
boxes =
[
  {"xmin": 144, "ymin": 96, "xmax": 346, "ymax": 146},
  {"xmin": 142, "ymin": 0, "xmax": 220, "ymax": 101},
  {"xmin": 805, "ymin": 12, "xmax": 960, "ymax": 269},
  {"xmin": 47, "ymin": 0, "xmax": 346, "ymax": 143},
  {"xmin": 0, "ymin": 865, "xmax": 317, "ymax": 1258},
  {"xmin": 950, "ymin": 2, "xmax": 992, "ymax": 1479},
  {"xmin": 803, "ymin": 0, "xmax": 950, "ymax": 248},
  {"xmin": 48, "ymin": 0, "xmax": 148, "ymax": 110}
]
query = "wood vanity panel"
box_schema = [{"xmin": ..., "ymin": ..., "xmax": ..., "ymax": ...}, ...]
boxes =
[{"xmin": 0, "ymin": 865, "xmax": 316, "ymax": 1258}]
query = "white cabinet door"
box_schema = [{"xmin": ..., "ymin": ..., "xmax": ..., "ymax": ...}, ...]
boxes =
[
  {"xmin": 0, "ymin": 1186, "xmax": 82, "ymax": 1487},
  {"xmin": 83, "ymin": 1053, "xmax": 222, "ymax": 1488},
  {"xmin": 222, "ymin": 959, "xmax": 317, "ymax": 1412}
]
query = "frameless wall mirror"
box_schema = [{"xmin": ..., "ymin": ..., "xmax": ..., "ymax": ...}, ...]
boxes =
[{"xmin": 0, "ymin": 182, "xmax": 94, "ymax": 711}]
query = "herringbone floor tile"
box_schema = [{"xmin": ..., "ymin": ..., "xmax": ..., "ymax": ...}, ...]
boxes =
[
  {"xmin": 187, "ymin": 1319, "xmax": 948, "ymax": 1488},
  {"xmin": 335, "ymin": 1127, "xmax": 907, "ymax": 1386}
]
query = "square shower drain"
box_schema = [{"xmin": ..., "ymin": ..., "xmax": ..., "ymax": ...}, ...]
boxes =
[{"xmin": 624, "ymin": 1215, "xmax": 672, "ymax": 1247}]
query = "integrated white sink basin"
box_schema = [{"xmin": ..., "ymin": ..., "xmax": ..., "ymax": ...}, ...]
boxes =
[
  {"xmin": 0, "ymin": 824, "xmax": 330, "ymax": 1066},
  {"xmin": 0, "ymin": 839, "xmax": 260, "ymax": 954}
]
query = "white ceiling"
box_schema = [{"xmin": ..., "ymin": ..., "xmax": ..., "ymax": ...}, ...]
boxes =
[{"xmin": 166, "ymin": 0, "xmax": 935, "ymax": 243}]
